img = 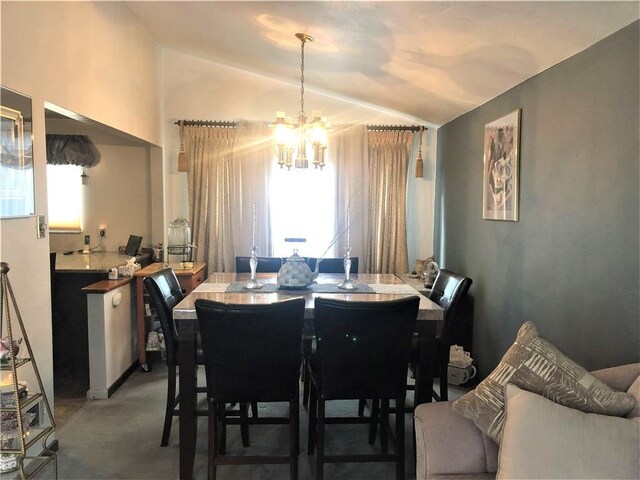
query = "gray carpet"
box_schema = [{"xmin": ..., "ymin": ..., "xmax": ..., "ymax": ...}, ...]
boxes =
[{"xmin": 54, "ymin": 364, "xmax": 466, "ymax": 479}]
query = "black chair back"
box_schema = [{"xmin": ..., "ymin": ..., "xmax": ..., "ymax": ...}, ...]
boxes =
[
  {"xmin": 195, "ymin": 298, "xmax": 305, "ymax": 403},
  {"xmin": 143, "ymin": 268, "xmax": 184, "ymax": 366},
  {"xmin": 428, "ymin": 269, "xmax": 473, "ymax": 343},
  {"xmin": 309, "ymin": 257, "xmax": 359, "ymax": 273},
  {"xmin": 235, "ymin": 256, "xmax": 283, "ymax": 273},
  {"xmin": 313, "ymin": 296, "xmax": 419, "ymax": 400}
]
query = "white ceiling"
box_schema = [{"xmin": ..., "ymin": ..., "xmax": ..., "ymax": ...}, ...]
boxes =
[{"xmin": 125, "ymin": 1, "xmax": 639, "ymax": 126}]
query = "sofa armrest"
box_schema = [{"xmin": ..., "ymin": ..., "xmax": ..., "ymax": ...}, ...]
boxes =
[
  {"xmin": 415, "ymin": 401, "xmax": 498, "ymax": 480},
  {"xmin": 591, "ymin": 363, "xmax": 640, "ymax": 393}
]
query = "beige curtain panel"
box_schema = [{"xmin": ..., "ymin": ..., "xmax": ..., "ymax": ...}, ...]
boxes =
[
  {"xmin": 365, "ymin": 130, "xmax": 413, "ymax": 274},
  {"xmin": 184, "ymin": 125, "xmax": 239, "ymax": 273}
]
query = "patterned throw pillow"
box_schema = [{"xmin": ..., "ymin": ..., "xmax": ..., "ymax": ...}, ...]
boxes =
[{"xmin": 452, "ymin": 321, "xmax": 636, "ymax": 443}]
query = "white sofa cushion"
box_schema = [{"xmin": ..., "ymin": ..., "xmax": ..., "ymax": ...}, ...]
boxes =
[{"xmin": 497, "ymin": 384, "xmax": 640, "ymax": 479}]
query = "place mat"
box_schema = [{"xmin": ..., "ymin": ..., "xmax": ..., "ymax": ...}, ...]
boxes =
[
  {"xmin": 225, "ymin": 282, "xmax": 375, "ymax": 294},
  {"xmin": 369, "ymin": 283, "xmax": 420, "ymax": 295},
  {"xmin": 193, "ymin": 283, "xmax": 230, "ymax": 293}
]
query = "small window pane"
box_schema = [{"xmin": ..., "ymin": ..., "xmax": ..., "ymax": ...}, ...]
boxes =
[{"xmin": 47, "ymin": 164, "xmax": 83, "ymax": 231}]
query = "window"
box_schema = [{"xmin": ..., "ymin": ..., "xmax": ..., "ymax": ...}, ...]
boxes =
[
  {"xmin": 47, "ymin": 164, "xmax": 83, "ymax": 231},
  {"xmin": 269, "ymin": 162, "xmax": 337, "ymax": 258}
]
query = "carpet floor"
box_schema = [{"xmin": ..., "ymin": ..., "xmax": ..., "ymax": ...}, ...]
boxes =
[{"xmin": 51, "ymin": 363, "xmax": 466, "ymax": 480}]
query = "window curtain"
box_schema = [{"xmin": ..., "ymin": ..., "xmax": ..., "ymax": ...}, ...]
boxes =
[
  {"xmin": 365, "ymin": 130, "xmax": 413, "ymax": 274},
  {"xmin": 184, "ymin": 126, "xmax": 240, "ymax": 273},
  {"xmin": 234, "ymin": 121, "xmax": 274, "ymax": 257},
  {"xmin": 332, "ymin": 124, "xmax": 368, "ymax": 271}
]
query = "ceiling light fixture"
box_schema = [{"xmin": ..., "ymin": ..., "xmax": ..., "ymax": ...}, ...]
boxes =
[{"xmin": 271, "ymin": 33, "xmax": 329, "ymax": 170}]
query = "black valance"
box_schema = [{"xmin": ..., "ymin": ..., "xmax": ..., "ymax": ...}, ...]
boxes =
[{"xmin": 46, "ymin": 134, "xmax": 101, "ymax": 167}]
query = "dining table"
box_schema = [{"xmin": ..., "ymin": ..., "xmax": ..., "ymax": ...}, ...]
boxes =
[{"xmin": 172, "ymin": 272, "xmax": 444, "ymax": 479}]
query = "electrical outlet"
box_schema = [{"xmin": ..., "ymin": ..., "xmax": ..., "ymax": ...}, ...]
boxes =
[
  {"xmin": 99, "ymin": 225, "xmax": 107, "ymax": 238},
  {"xmin": 36, "ymin": 215, "xmax": 47, "ymax": 239}
]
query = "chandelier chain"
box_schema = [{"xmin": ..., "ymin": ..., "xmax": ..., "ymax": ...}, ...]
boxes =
[{"xmin": 300, "ymin": 40, "xmax": 305, "ymax": 117}]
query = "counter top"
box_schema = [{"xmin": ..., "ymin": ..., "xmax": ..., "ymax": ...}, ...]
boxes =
[{"xmin": 54, "ymin": 251, "xmax": 150, "ymax": 273}]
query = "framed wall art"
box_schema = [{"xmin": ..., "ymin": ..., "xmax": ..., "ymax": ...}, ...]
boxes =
[{"xmin": 482, "ymin": 109, "xmax": 520, "ymax": 221}]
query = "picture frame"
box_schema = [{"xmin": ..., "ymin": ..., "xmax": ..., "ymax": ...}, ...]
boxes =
[{"xmin": 482, "ymin": 109, "xmax": 520, "ymax": 221}]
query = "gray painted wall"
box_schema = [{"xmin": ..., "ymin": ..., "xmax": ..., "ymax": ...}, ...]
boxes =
[{"xmin": 435, "ymin": 21, "xmax": 639, "ymax": 377}]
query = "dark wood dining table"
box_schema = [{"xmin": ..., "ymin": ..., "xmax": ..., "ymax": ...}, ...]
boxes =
[{"xmin": 172, "ymin": 272, "xmax": 444, "ymax": 479}]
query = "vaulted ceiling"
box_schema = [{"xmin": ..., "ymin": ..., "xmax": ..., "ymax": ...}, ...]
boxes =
[{"xmin": 125, "ymin": 1, "xmax": 639, "ymax": 126}]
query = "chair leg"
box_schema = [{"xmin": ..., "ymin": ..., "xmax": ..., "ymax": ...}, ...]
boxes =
[
  {"xmin": 251, "ymin": 401, "xmax": 259, "ymax": 418},
  {"xmin": 439, "ymin": 346, "xmax": 449, "ymax": 401},
  {"xmin": 302, "ymin": 363, "xmax": 310, "ymax": 408},
  {"xmin": 218, "ymin": 403, "xmax": 227, "ymax": 455},
  {"xmin": 161, "ymin": 365, "xmax": 177, "ymax": 447},
  {"xmin": 316, "ymin": 398, "xmax": 325, "ymax": 480},
  {"xmin": 358, "ymin": 398, "xmax": 367, "ymax": 416},
  {"xmin": 395, "ymin": 396, "xmax": 405, "ymax": 480},
  {"xmin": 208, "ymin": 401, "xmax": 217, "ymax": 480},
  {"xmin": 368, "ymin": 399, "xmax": 379, "ymax": 445},
  {"xmin": 290, "ymin": 397, "xmax": 299, "ymax": 480},
  {"xmin": 240, "ymin": 402, "xmax": 250, "ymax": 447},
  {"xmin": 380, "ymin": 399, "xmax": 389, "ymax": 454},
  {"xmin": 307, "ymin": 381, "xmax": 317, "ymax": 454},
  {"xmin": 301, "ymin": 338, "xmax": 312, "ymax": 408}
]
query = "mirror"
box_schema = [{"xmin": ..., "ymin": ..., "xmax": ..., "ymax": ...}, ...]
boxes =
[{"xmin": 1, "ymin": 87, "xmax": 35, "ymax": 218}]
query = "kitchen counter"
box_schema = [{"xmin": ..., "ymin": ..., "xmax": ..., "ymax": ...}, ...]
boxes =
[
  {"xmin": 54, "ymin": 251, "xmax": 150, "ymax": 273},
  {"xmin": 51, "ymin": 250, "xmax": 150, "ymax": 392}
]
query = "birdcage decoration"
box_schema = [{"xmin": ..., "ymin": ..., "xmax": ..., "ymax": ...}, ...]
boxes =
[{"xmin": 167, "ymin": 218, "xmax": 196, "ymax": 268}]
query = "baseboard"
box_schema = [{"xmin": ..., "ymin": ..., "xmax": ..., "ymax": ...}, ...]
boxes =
[{"xmin": 107, "ymin": 361, "xmax": 139, "ymax": 398}]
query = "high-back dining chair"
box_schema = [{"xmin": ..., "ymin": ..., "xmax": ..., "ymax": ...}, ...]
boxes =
[
  {"xmin": 427, "ymin": 269, "xmax": 473, "ymax": 401},
  {"xmin": 306, "ymin": 296, "xmax": 419, "ymax": 480},
  {"xmin": 307, "ymin": 257, "xmax": 359, "ymax": 273},
  {"xmin": 301, "ymin": 256, "xmax": 360, "ymax": 408},
  {"xmin": 234, "ymin": 256, "xmax": 283, "ymax": 273},
  {"xmin": 145, "ymin": 269, "xmax": 253, "ymax": 448},
  {"xmin": 144, "ymin": 268, "xmax": 208, "ymax": 446},
  {"xmin": 195, "ymin": 297, "xmax": 305, "ymax": 480}
]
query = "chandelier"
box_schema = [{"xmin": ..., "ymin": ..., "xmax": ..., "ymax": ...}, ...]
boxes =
[{"xmin": 271, "ymin": 33, "xmax": 329, "ymax": 170}]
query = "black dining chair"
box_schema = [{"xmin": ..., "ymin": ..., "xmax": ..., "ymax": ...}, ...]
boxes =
[
  {"xmin": 306, "ymin": 296, "xmax": 419, "ymax": 480},
  {"xmin": 234, "ymin": 256, "xmax": 283, "ymax": 273},
  {"xmin": 364, "ymin": 269, "xmax": 473, "ymax": 448},
  {"xmin": 145, "ymin": 268, "xmax": 251, "ymax": 448},
  {"xmin": 195, "ymin": 297, "xmax": 305, "ymax": 480},
  {"xmin": 301, "ymin": 256, "xmax": 360, "ymax": 408},
  {"xmin": 424, "ymin": 269, "xmax": 473, "ymax": 401},
  {"xmin": 307, "ymin": 257, "xmax": 359, "ymax": 274}
]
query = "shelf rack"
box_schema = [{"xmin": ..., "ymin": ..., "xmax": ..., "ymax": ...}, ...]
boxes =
[{"xmin": 1, "ymin": 262, "xmax": 57, "ymax": 479}]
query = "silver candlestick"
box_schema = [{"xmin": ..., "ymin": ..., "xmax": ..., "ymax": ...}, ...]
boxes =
[
  {"xmin": 244, "ymin": 203, "xmax": 262, "ymax": 289},
  {"xmin": 243, "ymin": 245, "xmax": 263, "ymax": 290},
  {"xmin": 338, "ymin": 207, "xmax": 357, "ymax": 290}
]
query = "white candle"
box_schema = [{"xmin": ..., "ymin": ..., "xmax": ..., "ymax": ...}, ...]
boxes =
[{"xmin": 252, "ymin": 203, "xmax": 257, "ymax": 247}]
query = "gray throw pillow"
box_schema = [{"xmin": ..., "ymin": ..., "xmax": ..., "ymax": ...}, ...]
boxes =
[{"xmin": 452, "ymin": 321, "xmax": 636, "ymax": 443}]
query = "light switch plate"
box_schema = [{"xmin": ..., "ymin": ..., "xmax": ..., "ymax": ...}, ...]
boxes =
[{"xmin": 36, "ymin": 215, "xmax": 47, "ymax": 239}]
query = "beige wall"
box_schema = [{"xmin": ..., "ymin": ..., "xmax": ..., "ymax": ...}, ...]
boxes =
[
  {"xmin": 0, "ymin": 1, "xmax": 163, "ymax": 417},
  {"xmin": 48, "ymin": 144, "xmax": 153, "ymax": 253},
  {"xmin": 161, "ymin": 49, "xmax": 438, "ymax": 264}
]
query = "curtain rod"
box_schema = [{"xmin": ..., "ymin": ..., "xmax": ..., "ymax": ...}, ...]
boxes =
[
  {"xmin": 175, "ymin": 120, "xmax": 425, "ymax": 132},
  {"xmin": 367, "ymin": 125, "xmax": 424, "ymax": 132},
  {"xmin": 174, "ymin": 120, "xmax": 237, "ymax": 127}
]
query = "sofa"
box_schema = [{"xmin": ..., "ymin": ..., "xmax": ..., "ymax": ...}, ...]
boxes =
[{"xmin": 415, "ymin": 362, "xmax": 640, "ymax": 479}]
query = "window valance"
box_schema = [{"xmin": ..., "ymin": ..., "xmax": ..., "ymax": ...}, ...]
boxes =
[{"xmin": 46, "ymin": 134, "xmax": 101, "ymax": 167}]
